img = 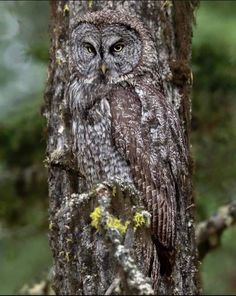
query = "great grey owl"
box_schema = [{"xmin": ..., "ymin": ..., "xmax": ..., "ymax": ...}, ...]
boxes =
[{"xmin": 67, "ymin": 10, "xmax": 187, "ymax": 276}]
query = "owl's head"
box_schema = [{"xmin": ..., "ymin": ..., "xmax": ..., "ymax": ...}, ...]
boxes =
[{"xmin": 70, "ymin": 10, "xmax": 157, "ymax": 84}]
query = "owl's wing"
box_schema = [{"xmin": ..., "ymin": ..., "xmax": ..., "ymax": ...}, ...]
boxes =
[{"xmin": 110, "ymin": 83, "xmax": 187, "ymax": 257}]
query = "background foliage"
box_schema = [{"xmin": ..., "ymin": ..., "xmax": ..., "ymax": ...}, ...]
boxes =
[
  {"xmin": 0, "ymin": 1, "xmax": 236, "ymax": 294},
  {"xmin": 192, "ymin": 1, "xmax": 236, "ymax": 293}
]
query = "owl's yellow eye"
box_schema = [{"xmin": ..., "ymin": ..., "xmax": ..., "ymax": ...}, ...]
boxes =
[
  {"xmin": 84, "ymin": 43, "xmax": 95, "ymax": 54},
  {"xmin": 112, "ymin": 43, "xmax": 124, "ymax": 52}
]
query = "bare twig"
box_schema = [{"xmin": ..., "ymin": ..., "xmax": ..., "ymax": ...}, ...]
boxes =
[{"xmin": 196, "ymin": 201, "xmax": 236, "ymax": 260}]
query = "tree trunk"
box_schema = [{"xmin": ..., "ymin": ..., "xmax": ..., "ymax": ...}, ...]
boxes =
[{"xmin": 44, "ymin": 0, "xmax": 200, "ymax": 294}]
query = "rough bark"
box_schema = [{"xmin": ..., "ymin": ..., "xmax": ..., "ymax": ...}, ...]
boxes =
[{"xmin": 44, "ymin": 0, "xmax": 200, "ymax": 294}]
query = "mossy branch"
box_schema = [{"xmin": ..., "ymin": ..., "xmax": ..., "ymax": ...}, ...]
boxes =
[
  {"xmin": 53, "ymin": 180, "xmax": 153, "ymax": 295},
  {"xmin": 21, "ymin": 196, "xmax": 236, "ymax": 295}
]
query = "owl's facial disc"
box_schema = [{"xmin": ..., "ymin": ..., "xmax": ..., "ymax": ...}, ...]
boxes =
[
  {"xmin": 101, "ymin": 25, "xmax": 142, "ymax": 82},
  {"xmin": 72, "ymin": 23, "xmax": 142, "ymax": 84},
  {"xmin": 72, "ymin": 24, "xmax": 101, "ymax": 81}
]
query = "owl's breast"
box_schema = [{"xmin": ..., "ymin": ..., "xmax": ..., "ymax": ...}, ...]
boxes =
[{"xmin": 73, "ymin": 97, "xmax": 132, "ymax": 189}]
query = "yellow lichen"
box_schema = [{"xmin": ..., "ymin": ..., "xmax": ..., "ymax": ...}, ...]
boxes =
[
  {"xmin": 49, "ymin": 221, "xmax": 54, "ymax": 231},
  {"xmin": 65, "ymin": 251, "xmax": 70, "ymax": 262},
  {"xmin": 88, "ymin": 0, "xmax": 93, "ymax": 9},
  {"xmin": 133, "ymin": 212, "xmax": 146, "ymax": 231},
  {"xmin": 161, "ymin": 0, "xmax": 173, "ymax": 9},
  {"xmin": 90, "ymin": 206, "xmax": 130, "ymax": 235},
  {"xmin": 90, "ymin": 207, "xmax": 102, "ymax": 230},
  {"xmin": 56, "ymin": 58, "xmax": 62, "ymax": 66},
  {"xmin": 112, "ymin": 185, "xmax": 117, "ymax": 197},
  {"xmin": 63, "ymin": 4, "xmax": 69, "ymax": 13},
  {"xmin": 106, "ymin": 216, "xmax": 130, "ymax": 235}
]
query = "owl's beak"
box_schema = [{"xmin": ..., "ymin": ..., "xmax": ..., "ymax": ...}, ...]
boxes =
[{"xmin": 100, "ymin": 63, "xmax": 109, "ymax": 75}]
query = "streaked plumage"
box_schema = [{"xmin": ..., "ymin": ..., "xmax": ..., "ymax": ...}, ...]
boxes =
[{"xmin": 67, "ymin": 10, "xmax": 187, "ymax": 276}]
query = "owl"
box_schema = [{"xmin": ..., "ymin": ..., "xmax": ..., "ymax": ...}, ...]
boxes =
[{"xmin": 67, "ymin": 10, "xmax": 187, "ymax": 276}]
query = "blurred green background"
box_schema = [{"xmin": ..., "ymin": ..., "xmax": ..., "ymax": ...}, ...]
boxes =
[{"xmin": 0, "ymin": 1, "xmax": 236, "ymax": 294}]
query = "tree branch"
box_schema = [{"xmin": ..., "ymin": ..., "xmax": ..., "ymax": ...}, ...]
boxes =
[
  {"xmin": 196, "ymin": 201, "xmax": 236, "ymax": 260},
  {"xmin": 51, "ymin": 180, "xmax": 153, "ymax": 295}
]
